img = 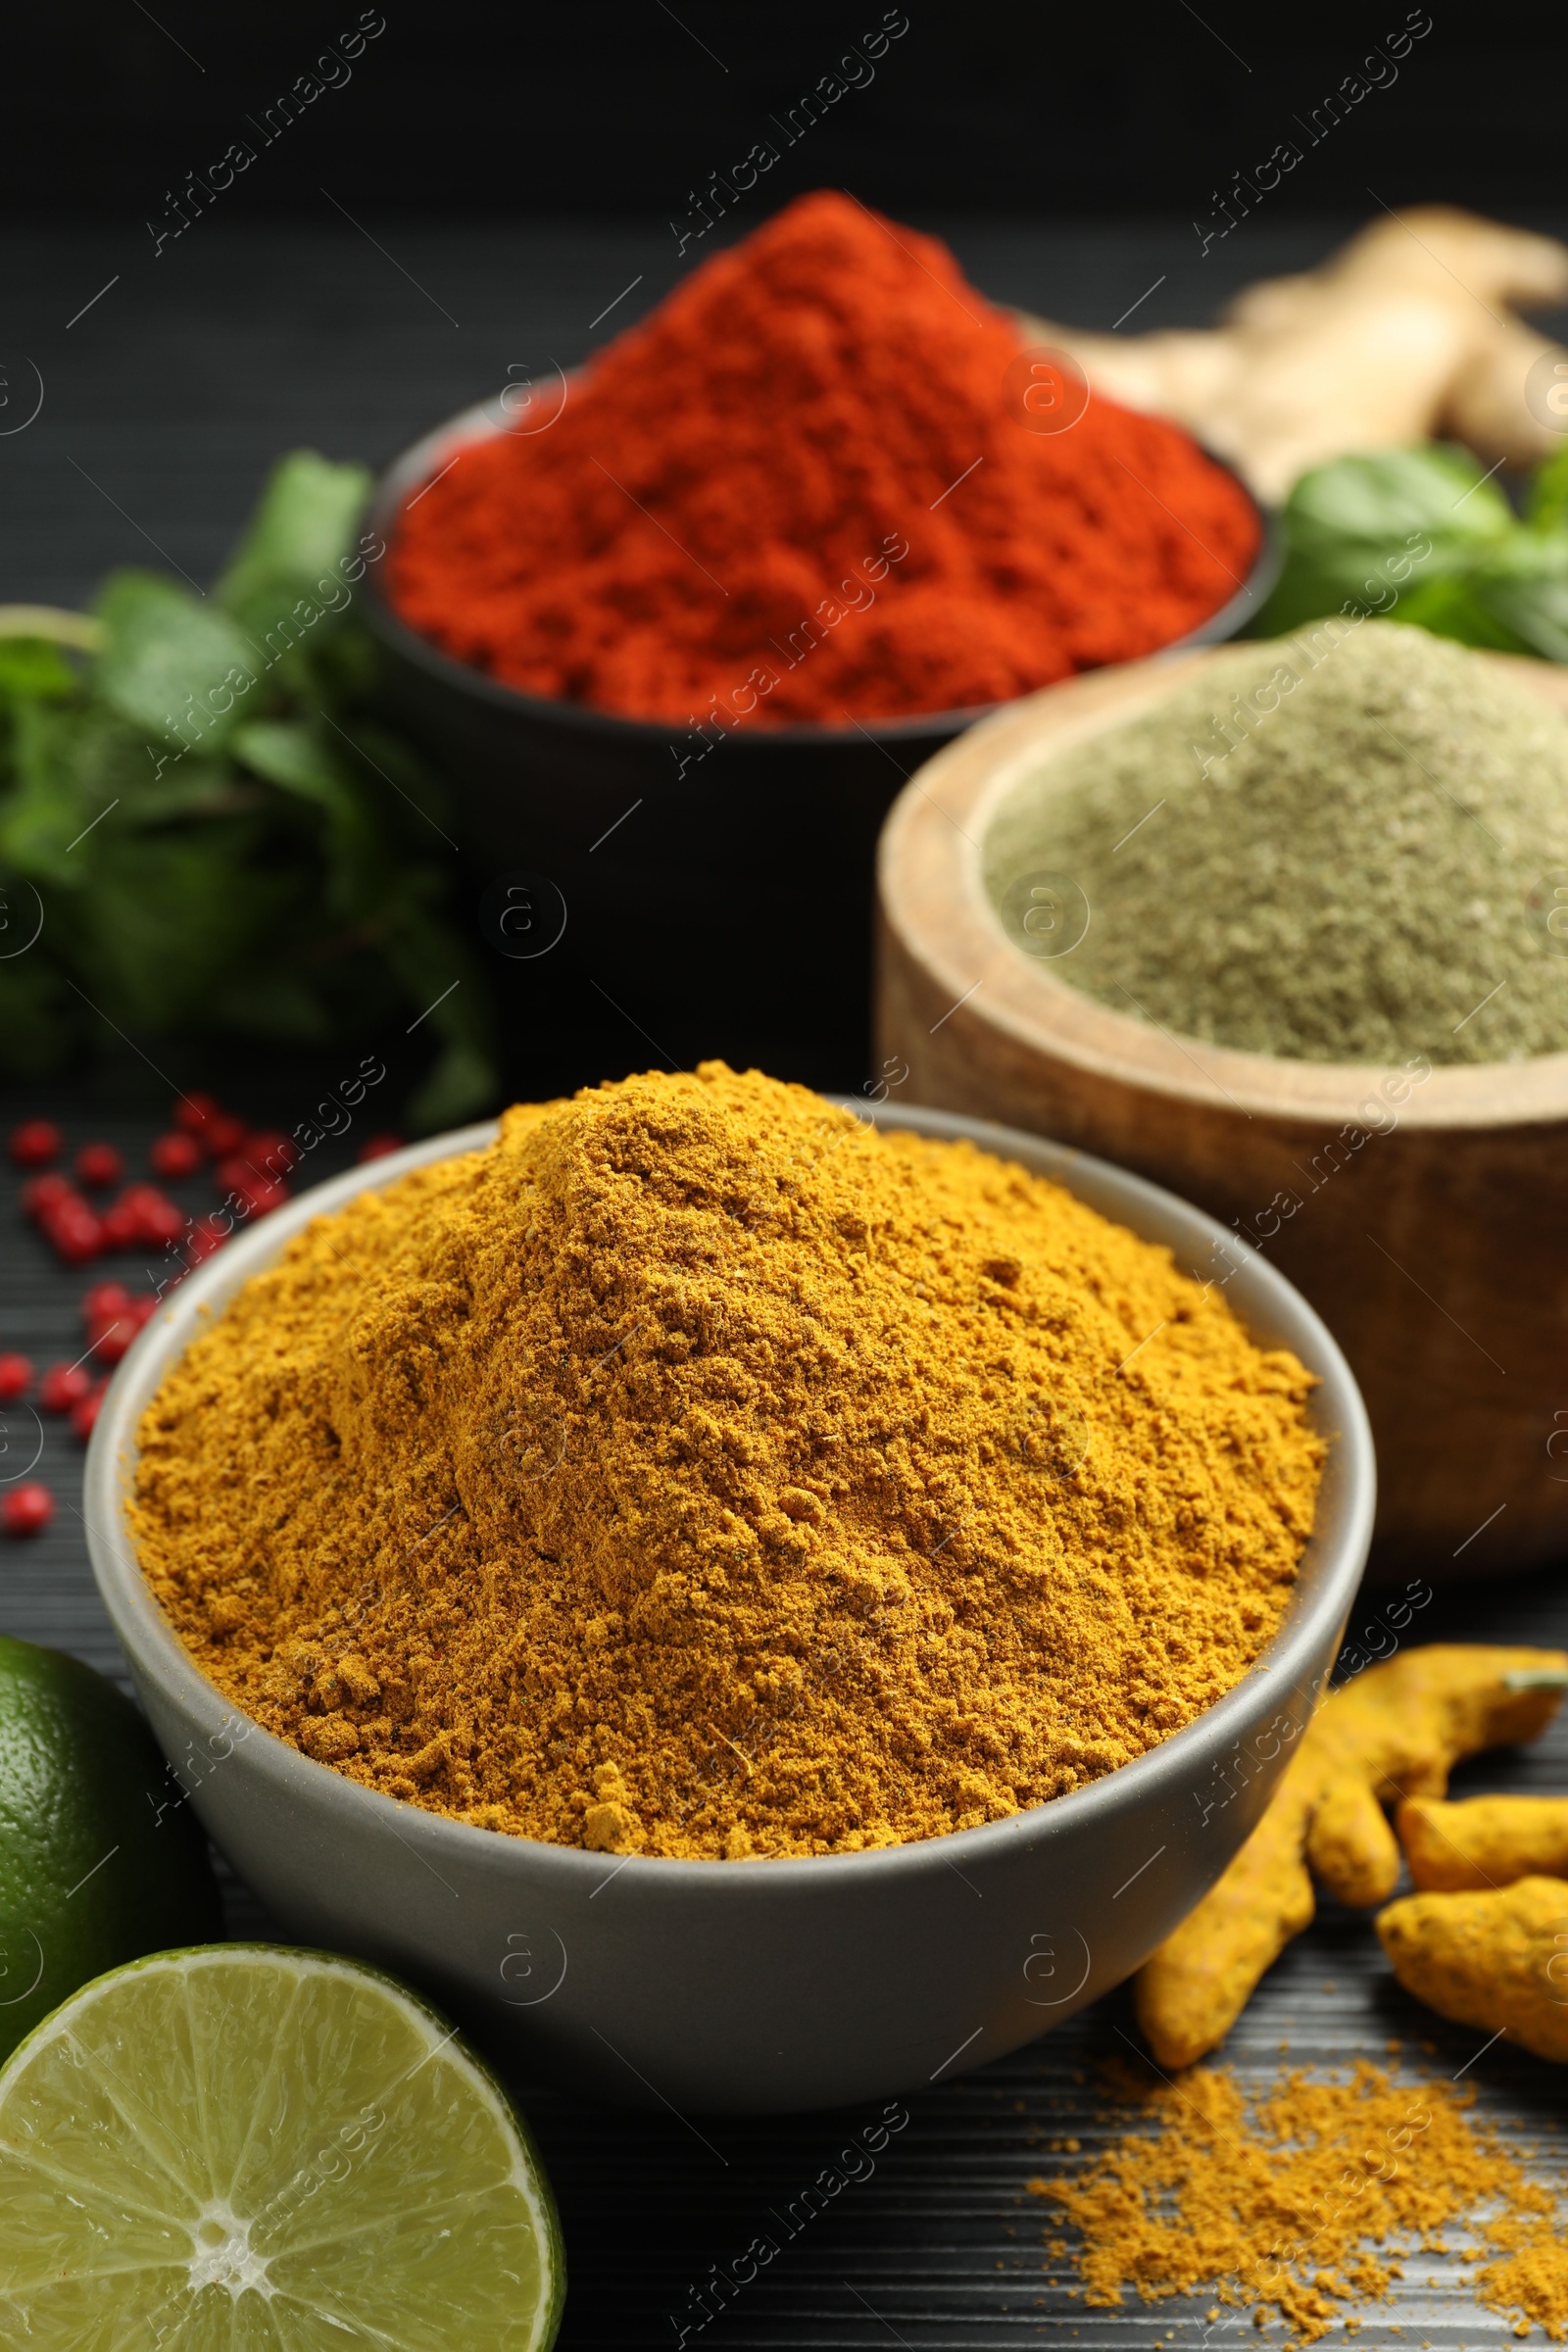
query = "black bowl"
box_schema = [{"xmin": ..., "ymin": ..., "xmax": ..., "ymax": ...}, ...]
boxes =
[{"xmin": 362, "ymin": 394, "xmax": 1277, "ymax": 1096}]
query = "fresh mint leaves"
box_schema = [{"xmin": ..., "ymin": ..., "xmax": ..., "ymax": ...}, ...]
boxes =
[
  {"xmin": 0, "ymin": 453, "xmax": 493, "ymax": 1129},
  {"xmin": 1253, "ymin": 441, "xmax": 1568, "ymax": 663}
]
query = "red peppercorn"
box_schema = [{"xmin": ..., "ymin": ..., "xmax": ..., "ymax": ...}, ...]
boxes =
[
  {"xmin": 139, "ymin": 1197, "xmax": 186, "ymax": 1247},
  {"xmin": 39, "ymin": 1362, "xmax": 91, "ymax": 1414},
  {"xmin": 205, "ymin": 1112, "xmax": 247, "ymax": 1157},
  {"xmin": 114, "ymin": 1184, "xmax": 185, "ymax": 1248},
  {"xmin": 357, "ymin": 1135, "xmax": 403, "ymax": 1163},
  {"xmin": 21, "ymin": 1172, "xmax": 73, "ymax": 1220},
  {"xmin": 149, "ymin": 1131, "xmax": 202, "ymax": 1179},
  {"xmin": 1, "ymin": 1482, "xmax": 54, "ymax": 1537},
  {"xmin": 87, "ymin": 1314, "xmax": 134, "ymax": 1364},
  {"xmin": 74, "ymin": 1141, "xmax": 123, "ymax": 1189},
  {"xmin": 71, "ymin": 1385, "xmax": 108, "ymax": 1444},
  {"xmin": 9, "ymin": 1119, "xmax": 62, "ymax": 1167},
  {"xmin": 86, "ymin": 1291, "xmax": 153, "ymax": 1359},
  {"xmin": 243, "ymin": 1129, "xmax": 300, "ymax": 1179},
  {"xmin": 236, "ymin": 1177, "xmax": 289, "ymax": 1219},
  {"xmin": 0, "ymin": 1353, "xmax": 32, "ymax": 1401},
  {"xmin": 173, "ymin": 1091, "xmax": 223, "ymax": 1137},
  {"xmin": 99, "ymin": 1195, "xmax": 141, "ymax": 1250},
  {"xmin": 82, "ymin": 1281, "xmax": 133, "ymax": 1325},
  {"xmin": 209, "ymin": 1144, "xmax": 291, "ymax": 1206},
  {"xmin": 186, "ymin": 1217, "xmax": 227, "ymax": 1267},
  {"xmin": 43, "ymin": 1201, "xmax": 104, "ymax": 1263}
]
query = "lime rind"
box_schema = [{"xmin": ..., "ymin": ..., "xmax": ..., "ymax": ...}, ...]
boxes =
[
  {"xmin": 0, "ymin": 1943, "xmax": 565, "ymax": 2351},
  {"xmin": 0, "ymin": 1635, "xmax": 220, "ymax": 2063}
]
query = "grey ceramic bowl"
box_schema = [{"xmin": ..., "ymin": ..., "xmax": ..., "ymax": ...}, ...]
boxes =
[{"xmin": 86, "ymin": 1104, "xmax": 1372, "ymax": 2115}]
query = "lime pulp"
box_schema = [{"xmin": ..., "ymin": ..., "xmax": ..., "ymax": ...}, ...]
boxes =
[{"xmin": 0, "ymin": 1944, "xmax": 564, "ymax": 2349}]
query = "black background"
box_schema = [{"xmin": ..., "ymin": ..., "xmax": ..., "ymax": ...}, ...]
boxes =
[{"xmin": 2, "ymin": 2, "xmax": 1564, "ymax": 224}]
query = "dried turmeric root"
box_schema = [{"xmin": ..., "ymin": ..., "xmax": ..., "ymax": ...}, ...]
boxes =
[
  {"xmin": 1378, "ymin": 1878, "xmax": 1568, "ymax": 2063},
  {"xmin": 1134, "ymin": 1645, "xmax": 1567, "ymax": 2071},
  {"xmin": 1397, "ymin": 1793, "xmax": 1568, "ymax": 1891}
]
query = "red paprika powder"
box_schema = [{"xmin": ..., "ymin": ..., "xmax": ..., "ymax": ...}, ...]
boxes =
[{"xmin": 388, "ymin": 191, "xmax": 1258, "ymax": 728}]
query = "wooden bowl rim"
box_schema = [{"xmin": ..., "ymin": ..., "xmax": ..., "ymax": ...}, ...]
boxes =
[{"xmin": 878, "ymin": 641, "xmax": 1568, "ymax": 1133}]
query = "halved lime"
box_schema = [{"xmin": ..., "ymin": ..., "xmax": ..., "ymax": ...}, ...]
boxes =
[{"xmin": 0, "ymin": 1944, "xmax": 565, "ymax": 2348}]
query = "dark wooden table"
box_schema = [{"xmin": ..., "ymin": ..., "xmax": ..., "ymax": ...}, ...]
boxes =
[
  {"xmin": 3, "ymin": 217, "xmax": 1567, "ymax": 2348},
  {"xmin": 4, "ymin": 1088, "xmax": 1566, "ymax": 2351}
]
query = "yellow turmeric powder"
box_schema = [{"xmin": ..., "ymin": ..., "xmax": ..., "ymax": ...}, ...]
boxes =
[
  {"xmin": 1032, "ymin": 2058, "xmax": 1568, "ymax": 2344},
  {"xmin": 132, "ymin": 1064, "xmax": 1323, "ymax": 1858}
]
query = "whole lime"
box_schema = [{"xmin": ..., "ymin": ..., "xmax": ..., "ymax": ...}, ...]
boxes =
[{"xmin": 0, "ymin": 1635, "xmax": 220, "ymax": 2058}]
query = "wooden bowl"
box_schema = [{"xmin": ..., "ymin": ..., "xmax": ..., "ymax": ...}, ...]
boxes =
[{"xmin": 875, "ymin": 646, "xmax": 1568, "ymax": 1577}]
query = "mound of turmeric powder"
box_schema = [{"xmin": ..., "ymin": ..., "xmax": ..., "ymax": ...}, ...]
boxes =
[{"xmin": 133, "ymin": 1065, "xmax": 1323, "ymax": 1857}]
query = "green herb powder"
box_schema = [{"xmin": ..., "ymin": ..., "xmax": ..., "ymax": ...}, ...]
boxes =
[{"xmin": 983, "ymin": 620, "xmax": 1568, "ymax": 1063}]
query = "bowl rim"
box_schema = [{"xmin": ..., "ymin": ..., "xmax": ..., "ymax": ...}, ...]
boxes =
[
  {"xmin": 878, "ymin": 645, "xmax": 1568, "ymax": 1129},
  {"xmin": 359, "ymin": 386, "xmax": 1280, "ymax": 749},
  {"xmin": 85, "ymin": 1102, "xmax": 1373, "ymax": 1891}
]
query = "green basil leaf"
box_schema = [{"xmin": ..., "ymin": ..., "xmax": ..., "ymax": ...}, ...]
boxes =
[
  {"xmin": 229, "ymin": 717, "xmax": 395, "ymax": 919},
  {"xmin": 1390, "ymin": 571, "xmax": 1535, "ymax": 655},
  {"xmin": 92, "ymin": 571, "xmax": 259, "ymax": 751},
  {"xmin": 218, "ymin": 451, "xmax": 374, "ymax": 644},
  {"xmin": 63, "ymin": 826, "xmax": 305, "ymax": 1028},
  {"xmin": 0, "ymin": 952, "xmax": 76, "ymax": 1077},
  {"xmin": 230, "ymin": 715, "xmax": 360, "ymax": 809},
  {"xmin": 0, "ymin": 704, "xmax": 139, "ymax": 885},
  {"xmin": 1526, "ymin": 439, "xmax": 1568, "ymax": 537},
  {"xmin": 3, "ymin": 452, "xmax": 489, "ymax": 1111},
  {"xmin": 316, "ymin": 710, "xmax": 456, "ymax": 852},
  {"xmin": 377, "ymin": 900, "xmax": 498, "ymax": 1131},
  {"xmin": 1467, "ymin": 535, "xmax": 1568, "ymax": 662},
  {"xmin": 406, "ymin": 1035, "xmax": 500, "ymax": 1132},
  {"xmin": 0, "ymin": 637, "xmax": 80, "ymax": 705},
  {"xmin": 1291, "ymin": 445, "xmax": 1511, "ymax": 549},
  {"xmin": 1251, "ymin": 447, "xmax": 1512, "ymax": 637}
]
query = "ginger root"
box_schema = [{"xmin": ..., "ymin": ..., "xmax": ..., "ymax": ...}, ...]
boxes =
[
  {"xmin": 1378, "ymin": 1878, "xmax": 1568, "ymax": 2064},
  {"xmin": 1134, "ymin": 1645, "xmax": 1567, "ymax": 2071},
  {"xmin": 1016, "ymin": 208, "xmax": 1568, "ymax": 504},
  {"xmin": 1397, "ymin": 1792, "xmax": 1568, "ymax": 1891}
]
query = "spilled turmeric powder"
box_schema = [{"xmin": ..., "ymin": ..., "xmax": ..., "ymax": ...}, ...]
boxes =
[
  {"xmin": 1033, "ymin": 2059, "xmax": 1568, "ymax": 2345},
  {"xmin": 133, "ymin": 1064, "xmax": 1323, "ymax": 1857}
]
